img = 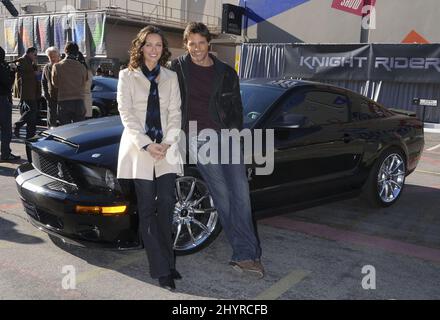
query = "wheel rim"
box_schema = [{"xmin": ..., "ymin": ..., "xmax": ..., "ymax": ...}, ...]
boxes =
[
  {"xmin": 377, "ymin": 153, "xmax": 405, "ymax": 203},
  {"xmin": 173, "ymin": 177, "xmax": 218, "ymax": 251}
]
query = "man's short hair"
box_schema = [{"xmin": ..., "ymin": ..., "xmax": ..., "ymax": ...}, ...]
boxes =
[
  {"xmin": 26, "ymin": 47, "xmax": 37, "ymax": 55},
  {"xmin": 183, "ymin": 22, "xmax": 212, "ymax": 44},
  {"xmin": 64, "ymin": 42, "xmax": 79, "ymax": 56},
  {"xmin": 45, "ymin": 46, "xmax": 60, "ymax": 57}
]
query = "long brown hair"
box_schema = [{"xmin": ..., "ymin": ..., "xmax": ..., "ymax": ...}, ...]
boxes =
[{"xmin": 128, "ymin": 26, "xmax": 171, "ymax": 70}]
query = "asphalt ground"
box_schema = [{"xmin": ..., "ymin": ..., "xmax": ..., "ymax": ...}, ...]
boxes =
[{"xmin": 1, "ymin": 108, "xmax": 439, "ymax": 300}]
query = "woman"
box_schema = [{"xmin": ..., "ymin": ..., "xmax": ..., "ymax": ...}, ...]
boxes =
[{"xmin": 117, "ymin": 26, "xmax": 182, "ymax": 291}]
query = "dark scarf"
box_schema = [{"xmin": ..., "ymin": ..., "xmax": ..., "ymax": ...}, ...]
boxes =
[{"xmin": 141, "ymin": 64, "xmax": 163, "ymax": 143}]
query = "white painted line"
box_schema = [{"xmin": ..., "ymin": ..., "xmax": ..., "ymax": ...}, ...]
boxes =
[
  {"xmin": 424, "ymin": 128, "xmax": 440, "ymax": 133},
  {"xmin": 427, "ymin": 143, "xmax": 440, "ymax": 152},
  {"xmin": 254, "ymin": 270, "xmax": 310, "ymax": 300},
  {"xmin": 415, "ymin": 170, "xmax": 440, "ymax": 176}
]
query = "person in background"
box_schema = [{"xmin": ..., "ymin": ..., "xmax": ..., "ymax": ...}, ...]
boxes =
[
  {"xmin": 13, "ymin": 47, "xmax": 39, "ymax": 139},
  {"xmin": 95, "ymin": 66, "xmax": 104, "ymax": 76},
  {"xmin": 117, "ymin": 25, "xmax": 182, "ymax": 291},
  {"xmin": 0, "ymin": 46, "xmax": 20, "ymax": 161},
  {"xmin": 51, "ymin": 42, "xmax": 88, "ymax": 125},
  {"xmin": 41, "ymin": 46, "xmax": 61, "ymax": 128},
  {"xmin": 77, "ymin": 52, "xmax": 93, "ymax": 119}
]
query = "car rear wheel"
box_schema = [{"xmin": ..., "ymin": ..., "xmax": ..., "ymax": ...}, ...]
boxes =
[
  {"xmin": 363, "ymin": 148, "xmax": 406, "ymax": 207},
  {"xmin": 173, "ymin": 175, "xmax": 222, "ymax": 255},
  {"xmin": 92, "ymin": 105, "xmax": 104, "ymax": 118}
]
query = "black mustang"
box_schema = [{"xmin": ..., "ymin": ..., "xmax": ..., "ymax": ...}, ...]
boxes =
[{"xmin": 15, "ymin": 79, "xmax": 425, "ymax": 255}]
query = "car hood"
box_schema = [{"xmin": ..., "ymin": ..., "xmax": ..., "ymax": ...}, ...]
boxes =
[
  {"xmin": 35, "ymin": 116, "xmax": 123, "ymax": 169},
  {"xmin": 46, "ymin": 116, "xmax": 123, "ymax": 150}
]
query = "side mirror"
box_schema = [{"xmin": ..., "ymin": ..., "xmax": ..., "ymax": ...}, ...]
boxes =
[{"xmin": 272, "ymin": 113, "xmax": 310, "ymax": 129}]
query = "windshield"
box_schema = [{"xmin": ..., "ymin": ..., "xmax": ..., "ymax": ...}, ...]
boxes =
[{"xmin": 240, "ymin": 84, "xmax": 285, "ymax": 127}]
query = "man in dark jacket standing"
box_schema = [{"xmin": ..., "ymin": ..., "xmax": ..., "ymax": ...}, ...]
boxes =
[
  {"xmin": 0, "ymin": 46, "xmax": 20, "ymax": 161},
  {"xmin": 13, "ymin": 47, "xmax": 39, "ymax": 139},
  {"xmin": 41, "ymin": 47, "xmax": 60, "ymax": 128},
  {"xmin": 170, "ymin": 22, "xmax": 264, "ymax": 278}
]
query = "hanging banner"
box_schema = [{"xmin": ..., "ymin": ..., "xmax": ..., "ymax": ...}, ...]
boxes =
[
  {"xmin": 52, "ymin": 15, "xmax": 71, "ymax": 52},
  {"xmin": 331, "ymin": 0, "xmax": 376, "ymax": 16},
  {"xmin": 4, "ymin": 18, "xmax": 18, "ymax": 55},
  {"xmin": 282, "ymin": 43, "xmax": 440, "ymax": 83},
  {"xmin": 34, "ymin": 16, "xmax": 51, "ymax": 54},
  {"xmin": 19, "ymin": 16, "xmax": 34, "ymax": 53},
  {"xmin": 87, "ymin": 12, "xmax": 106, "ymax": 56},
  {"xmin": 284, "ymin": 44, "xmax": 371, "ymax": 81},
  {"xmin": 70, "ymin": 13, "xmax": 86, "ymax": 54}
]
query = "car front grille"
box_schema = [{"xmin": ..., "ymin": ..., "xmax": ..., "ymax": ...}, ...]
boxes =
[{"xmin": 31, "ymin": 150, "xmax": 76, "ymax": 185}]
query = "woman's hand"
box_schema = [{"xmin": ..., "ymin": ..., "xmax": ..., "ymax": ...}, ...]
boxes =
[{"xmin": 145, "ymin": 143, "xmax": 166, "ymax": 160}]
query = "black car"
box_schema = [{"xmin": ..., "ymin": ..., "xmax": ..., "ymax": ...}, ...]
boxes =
[
  {"xmin": 38, "ymin": 76, "xmax": 118, "ymax": 123},
  {"xmin": 15, "ymin": 79, "xmax": 425, "ymax": 255}
]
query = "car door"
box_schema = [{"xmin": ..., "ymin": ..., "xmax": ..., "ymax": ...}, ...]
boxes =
[{"xmin": 250, "ymin": 87, "xmax": 365, "ymax": 209}]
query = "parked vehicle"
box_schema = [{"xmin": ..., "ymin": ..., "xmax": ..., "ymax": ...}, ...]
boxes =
[
  {"xmin": 15, "ymin": 79, "xmax": 425, "ymax": 255},
  {"xmin": 37, "ymin": 76, "xmax": 118, "ymax": 125}
]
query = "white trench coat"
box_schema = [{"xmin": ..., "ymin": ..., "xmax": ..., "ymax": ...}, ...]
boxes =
[{"xmin": 116, "ymin": 66, "xmax": 183, "ymax": 180}]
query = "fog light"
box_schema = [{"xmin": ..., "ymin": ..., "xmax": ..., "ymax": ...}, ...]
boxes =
[{"xmin": 75, "ymin": 205, "xmax": 127, "ymax": 216}]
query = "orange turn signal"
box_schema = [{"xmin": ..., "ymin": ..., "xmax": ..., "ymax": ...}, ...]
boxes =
[{"xmin": 75, "ymin": 205, "xmax": 127, "ymax": 216}]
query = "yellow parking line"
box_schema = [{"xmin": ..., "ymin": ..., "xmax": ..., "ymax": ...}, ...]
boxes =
[
  {"xmin": 254, "ymin": 270, "xmax": 310, "ymax": 300},
  {"xmin": 76, "ymin": 253, "xmax": 144, "ymax": 284},
  {"xmin": 415, "ymin": 170, "xmax": 440, "ymax": 176}
]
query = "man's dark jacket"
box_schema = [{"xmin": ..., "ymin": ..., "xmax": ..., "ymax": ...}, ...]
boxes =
[
  {"xmin": 0, "ymin": 62, "xmax": 14, "ymax": 97},
  {"xmin": 170, "ymin": 53, "xmax": 243, "ymax": 131}
]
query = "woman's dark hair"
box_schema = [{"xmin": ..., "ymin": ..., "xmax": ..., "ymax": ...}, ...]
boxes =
[
  {"xmin": 76, "ymin": 51, "xmax": 89, "ymax": 70},
  {"xmin": 128, "ymin": 25, "xmax": 171, "ymax": 70},
  {"xmin": 183, "ymin": 22, "xmax": 212, "ymax": 46}
]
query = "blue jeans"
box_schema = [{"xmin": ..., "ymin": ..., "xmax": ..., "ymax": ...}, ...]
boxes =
[{"xmin": 189, "ymin": 134, "xmax": 262, "ymax": 262}]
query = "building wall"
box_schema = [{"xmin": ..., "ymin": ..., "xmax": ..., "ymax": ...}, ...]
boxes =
[
  {"xmin": 234, "ymin": 0, "xmax": 440, "ymax": 44},
  {"xmin": 369, "ymin": 0, "xmax": 439, "ymax": 43}
]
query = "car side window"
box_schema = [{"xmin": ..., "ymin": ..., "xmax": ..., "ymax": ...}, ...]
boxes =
[
  {"xmin": 353, "ymin": 98, "xmax": 393, "ymax": 121},
  {"xmin": 274, "ymin": 90, "xmax": 349, "ymax": 126}
]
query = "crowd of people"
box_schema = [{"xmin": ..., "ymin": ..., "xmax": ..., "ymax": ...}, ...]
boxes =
[
  {"xmin": 0, "ymin": 42, "xmax": 94, "ymax": 161},
  {"xmin": 0, "ymin": 22, "xmax": 264, "ymax": 292}
]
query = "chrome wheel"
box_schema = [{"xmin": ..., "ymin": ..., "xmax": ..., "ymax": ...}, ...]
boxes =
[
  {"xmin": 173, "ymin": 176, "xmax": 219, "ymax": 252},
  {"xmin": 377, "ymin": 153, "xmax": 405, "ymax": 203}
]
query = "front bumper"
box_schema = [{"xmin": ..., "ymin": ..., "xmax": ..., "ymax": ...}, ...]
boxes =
[{"xmin": 15, "ymin": 163, "xmax": 141, "ymax": 250}]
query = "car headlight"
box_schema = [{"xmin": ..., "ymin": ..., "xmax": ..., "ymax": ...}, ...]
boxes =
[{"xmin": 76, "ymin": 164, "xmax": 121, "ymax": 192}]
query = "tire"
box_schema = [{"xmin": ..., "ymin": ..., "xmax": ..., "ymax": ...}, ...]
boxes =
[
  {"xmin": 173, "ymin": 170, "xmax": 222, "ymax": 256},
  {"xmin": 362, "ymin": 147, "xmax": 407, "ymax": 208},
  {"xmin": 92, "ymin": 105, "xmax": 104, "ymax": 118}
]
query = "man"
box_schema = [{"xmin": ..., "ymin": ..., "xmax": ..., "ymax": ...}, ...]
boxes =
[
  {"xmin": 41, "ymin": 47, "xmax": 60, "ymax": 128},
  {"xmin": 52, "ymin": 42, "xmax": 87, "ymax": 125},
  {"xmin": 170, "ymin": 22, "xmax": 264, "ymax": 278},
  {"xmin": 13, "ymin": 47, "xmax": 39, "ymax": 139},
  {"xmin": 0, "ymin": 46, "xmax": 20, "ymax": 161}
]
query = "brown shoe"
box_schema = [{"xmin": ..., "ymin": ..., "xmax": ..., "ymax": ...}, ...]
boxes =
[{"xmin": 230, "ymin": 259, "xmax": 265, "ymax": 278}]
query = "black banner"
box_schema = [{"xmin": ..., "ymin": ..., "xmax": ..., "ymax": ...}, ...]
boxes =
[{"xmin": 283, "ymin": 43, "xmax": 440, "ymax": 83}]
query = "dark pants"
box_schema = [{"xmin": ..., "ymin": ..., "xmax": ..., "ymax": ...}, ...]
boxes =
[
  {"xmin": 14, "ymin": 99, "xmax": 38, "ymax": 139},
  {"xmin": 0, "ymin": 95, "xmax": 12, "ymax": 158},
  {"xmin": 58, "ymin": 100, "xmax": 85, "ymax": 125},
  {"xmin": 188, "ymin": 134, "xmax": 262, "ymax": 262},
  {"xmin": 134, "ymin": 174, "xmax": 177, "ymax": 279},
  {"xmin": 46, "ymin": 98, "xmax": 58, "ymax": 128}
]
